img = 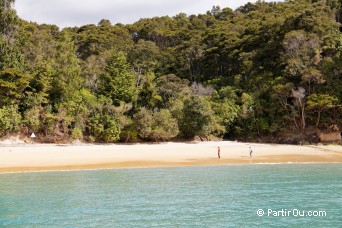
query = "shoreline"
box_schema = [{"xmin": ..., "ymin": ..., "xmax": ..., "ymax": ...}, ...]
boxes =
[
  {"xmin": 0, "ymin": 141, "xmax": 341, "ymax": 174},
  {"xmin": 2, "ymin": 161, "xmax": 342, "ymax": 175},
  {"xmin": 1, "ymin": 160, "xmax": 342, "ymax": 175}
]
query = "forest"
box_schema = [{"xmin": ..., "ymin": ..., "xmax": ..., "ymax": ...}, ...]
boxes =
[{"xmin": 0, "ymin": 0, "xmax": 341, "ymax": 144}]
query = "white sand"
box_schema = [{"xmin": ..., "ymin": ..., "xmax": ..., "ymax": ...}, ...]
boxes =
[{"xmin": 0, "ymin": 141, "xmax": 341, "ymax": 173}]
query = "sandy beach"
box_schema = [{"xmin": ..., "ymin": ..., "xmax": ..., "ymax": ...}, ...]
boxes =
[{"xmin": 0, "ymin": 141, "xmax": 341, "ymax": 173}]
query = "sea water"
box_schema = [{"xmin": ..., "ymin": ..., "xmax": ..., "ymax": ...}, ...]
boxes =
[{"xmin": 0, "ymin": 163, "xmax": 341, "ymax": 227}]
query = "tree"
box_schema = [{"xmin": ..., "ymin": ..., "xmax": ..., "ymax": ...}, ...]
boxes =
[
  {"xmin": 292, "ymin": 87, "xmax": 306, "ymax": 131},
  {"xmin": 137, "ymin": 72, "xmax": 161, "ymax": 108},
  {"xmin": 307, "ymin": 93, "xmax": 339, "ymax": 127},
  {"xmin": 133, "ymin": 107, "xmax": 179, "ymax": 141},
  {"xmin": 0, "ymin": 104, "xmax": 21, "ymax": 136},
  {"xmin": 179, "ymin": 96, "xmax": 215, "ymax": 138},
  {"xmin": 75, "ymin": 23, "xmax": 133, "ymax": 60},
  {"xmin": 150, "ymin": 109, "xmax": 179, "ymax": 141},
  {"xmin": 282, "ymin": 30, "xmax": 321, "ymax": 80},
  {"xmin": 63, "ymin": 89, "xmax": 97, "ymax": 133},
  {"xmin": 211, "ymin": 86, "xmax": 240, "ymax": 135},
  {"xmin": 88, "ymin": 113, "xmax": 120, "ymax": 142},
  {"xmin": 50, "ymin": 32, "xmax": 82, "ymax": 104},
  {"xmin": 102, "ymin": 115, "xmax": 121, "ymax": 142},
  {"xmin": 0, "ymin": 68, "xmax": 31, "ymax": 106},
  {"xmin": 301, "ymin": 67, "xmax": 325, "ymax": 94},
  {"xmin": 27, "ymin": 62, "xmax": 53, "ymax": 105},
  {"xmin": 133, "ymin": 107, "xmax": 153, "ymax": 139},
  {"xmin": 87, "ymin": 96, "xmax": 122, "ymax": 142},
  {"xmin": 0, "ymin": 0, "xmax": 23, "ymax": 70},
  {"xmin": 99, "ymin": 51, "xmax": 135, "ymax": 105},
  {"xmin": 80, "ymin": 53, "xmax": 108, "ymax": 91},
  {"xmin": 156, "ymin": 74, "xmax": 191, "ymax": 108},
  {"xmin": 128, "ymin": 39, "xmax": 161, "ymax": 77}
]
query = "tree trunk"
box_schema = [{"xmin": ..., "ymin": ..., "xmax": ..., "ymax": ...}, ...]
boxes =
[
  {"xmin": 301, "ymin": 101, "xmax": 305, "ymax": 131},
  {"xmin": 316, "ymin": 110, "xmax": 321, "ymax": 127}
]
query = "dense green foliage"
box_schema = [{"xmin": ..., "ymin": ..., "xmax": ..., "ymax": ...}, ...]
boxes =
[{"xmin": 1, "ymin": 0, "xmax": 341, "ymax": 143}]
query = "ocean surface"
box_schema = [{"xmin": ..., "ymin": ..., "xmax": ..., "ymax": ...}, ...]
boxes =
[{"xmin": 0, "ymin": 163, "xmax": 341, "ymax": 227}]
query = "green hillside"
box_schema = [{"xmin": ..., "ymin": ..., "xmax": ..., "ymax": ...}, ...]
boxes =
[{"xmin": 0, "ymin": 0, "xmax": 341, "ymax": 143}]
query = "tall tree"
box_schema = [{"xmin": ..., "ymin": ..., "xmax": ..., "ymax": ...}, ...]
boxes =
[
  {"xmin": 98, "ymin": 51, "xmax": 135, "ymax": 106},
  {"xmin": 0, "ymin": 68, "xmax": 31, "ymax": 106},
  {"xmin": 0, "ymin": 0, "xmax": 23, "ymax": 70},
  {"xmin": 49, "ymin": 32, "xmax": 82, "ymax": 104}
]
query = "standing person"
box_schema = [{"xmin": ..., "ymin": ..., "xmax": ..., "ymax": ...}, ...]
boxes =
[
  {"xmin": 249, "ymin": 146, "xmax": 253, "ymax": 157},
  {"xmin": 217, "ymin": 147, "xmax": 221, "ymax": 159}
]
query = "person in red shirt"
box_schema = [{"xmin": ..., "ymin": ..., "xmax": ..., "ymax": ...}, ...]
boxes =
[{"xmin": 217, "ymin": 147, "xmax": 221, "ymax": 159}]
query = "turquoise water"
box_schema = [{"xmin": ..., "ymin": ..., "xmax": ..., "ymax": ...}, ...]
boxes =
[{"xmin": 0, "ymin": 163, "xmax": 341, "ymax": 227}]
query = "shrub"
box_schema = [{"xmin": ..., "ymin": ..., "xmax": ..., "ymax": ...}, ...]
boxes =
[
  {"xmin": 0, "ymin": 105, "xmax": 21, "ymax": 136},
  {"xmin": 88, "ymin": 113, "xmax": 120, "ymax": 142},
  {"xmin": 71, "ymin": 127, "xmax": 83, "ymax": 140},
  {"xmin": 134, "ymin": 108, "xmax": 179, "ymax": 141}
]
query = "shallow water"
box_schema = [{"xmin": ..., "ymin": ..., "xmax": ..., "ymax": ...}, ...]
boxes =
[{"xmin": 0, "ymin": 163, "xmax": 341, "ymax": 227}]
